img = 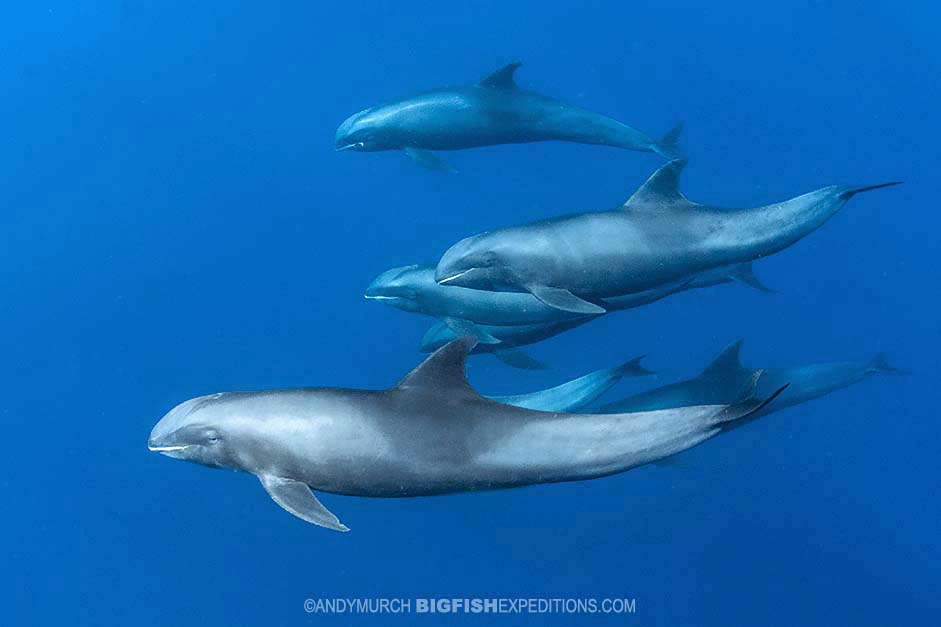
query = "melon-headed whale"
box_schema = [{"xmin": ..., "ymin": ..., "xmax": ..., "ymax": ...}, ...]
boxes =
[
  {"xmin": 366, "ymin": 262, "xmax": 768, "ymax": 328},
  {"xmin": 601, "ymin": 340, "xmax": 904, "ymax": 418},
  {"xmin": 369, "ymin": 261, "xmax": 769, "ymax": 366},
  {"xmin": 435, "ymin": 159, "xmax": 900, "ymax": 314},
  {"xmin": 148, "ymin": 338, "xmax": 785, "ymax": 531},
  {"xmin": 335, "ymin": 62, "xmax": 683, "ymax": 170}
]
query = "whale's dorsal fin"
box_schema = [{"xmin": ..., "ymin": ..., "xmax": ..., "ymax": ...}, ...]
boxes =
[
  {"xmin": 479, "ymin": 62, "xmax": 522, "ymax": 89},
  {"xmin": 700, "ymin": 340, "xmax": 747, "ymax": 381},
  {"xmin": 624, "ymin": 159, "xmax": 695, "ymax": 209},
  {"xmin": 397, "ymin": 336, "xmax": 480, "ymax": 396}
]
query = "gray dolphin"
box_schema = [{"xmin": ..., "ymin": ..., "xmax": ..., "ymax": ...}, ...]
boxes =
[
  {"xmin": 335, "ymin": 62, "xmax": 683, "ymax": 170},
  {"xmin": 601, "ymin": 340, "xmax": 904, "ymax": 418},
  {"xmin": 435, "ymin": 159, "xmax": 900, "ymax": 314},
  {"xmin": 366, "ymin": 261, "xmax": 769, "ymax": 328},
  {"xmin": 148, "ymin": 338, "xmax": 785, "ymax": 531}
]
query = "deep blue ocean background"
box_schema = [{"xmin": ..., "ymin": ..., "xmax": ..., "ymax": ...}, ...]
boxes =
[{"xmin": 4, "ymin": 1, "xmax": 938, "ymax": 624}]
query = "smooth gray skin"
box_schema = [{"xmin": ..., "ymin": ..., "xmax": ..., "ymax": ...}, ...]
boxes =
[
  {"xmin": 434, "ymin": 159, "xmax": 900, "ymax": 314},
  {"xmin": 335, "ymin": 62, "xmax": 682, "ymax": 159},
  {"xmin": 490, "ymin": 356, "xmax": 653, "ymax": 412},
  {"xmin": 366, "ymin": 261, "xmax": 767, "ymax": 327},
  {"xmin": 601, "ymin": 339, "xmax": 904, "ymax": 418},
  {"xmin": 148, "ymin": 338, "xmax": 783, "ymax": 532}
]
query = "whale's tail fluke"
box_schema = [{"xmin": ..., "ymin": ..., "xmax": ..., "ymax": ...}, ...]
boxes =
[
  {"xmin": 839, "ymin": 181, "xmax": 903, "ymax": 201},
  {"xmin": 867, "ymin": 353, "xmax": 908, "ymax": 375},
  {"xmin": 652, "ymin": 122, "xmax": 685, "ymax": 160}
]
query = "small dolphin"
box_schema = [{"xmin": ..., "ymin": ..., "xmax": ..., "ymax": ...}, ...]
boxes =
[
  {"xmin": 148, "ymin": 338, "xmax": 785, "ymax": 531},
  {"xmin": 490, "ymin": 356, "xmax": 654, "ymax": 412},
  {"xmin": 601, "ymin": 340, "xmax": 904, "ymax": 418},
  {"xmin": 366, "ymin": 262, "xmax": 769, "ymax": 328},
  {"xmin": 335, "ymin": 62, "xmax": 683, "ymax": 171},
  {"xmin": 435, "ymin": 159, "xmax": 900, "ymax": 314}
]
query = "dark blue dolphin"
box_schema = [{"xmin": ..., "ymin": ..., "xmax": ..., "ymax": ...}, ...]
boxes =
[
  {"xmin": 335, "ymin": 62, "xmax": 683, "ymax": 170},
  {"xmin": 369, "ymin": 261, "xmax": 769, "ymax": 367},
  {"xmin": 601, "ymin": 340, "xmax": 905, "ymax": 419}
]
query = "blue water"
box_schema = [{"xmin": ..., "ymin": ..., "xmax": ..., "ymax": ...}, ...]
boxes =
[{"xmin": 5, "ymin": 1, "xmax": 938, "ymax": 624}]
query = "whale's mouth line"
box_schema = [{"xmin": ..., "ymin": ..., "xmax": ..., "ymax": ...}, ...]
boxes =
[
  {"xmin": 148, "ymin": 445, "xmax": 190, "ymax": 453},
  {"xmin": 437, "ymin": 270, "xmax": 472, "ymax": 285},
  {"xmin": 364, "ymin": 294, "xmax": 395, "ymax": 300},
  {"xmin": 335, "ymin": 142, "xmax": 364, "ymax": 152}
]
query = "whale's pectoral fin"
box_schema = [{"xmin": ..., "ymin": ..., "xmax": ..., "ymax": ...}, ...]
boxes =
[
  {"xmin": 479, "ymin": 62, "xmax": 522, "ymax": 89},
  {"xmin": 444, "ymin": 317, "xmax": 501, "ymax": 344},
  {"xmin": 403, "ymin": 147, "xmax": 456, "ymax": 174},
  {"xmin": 258, "ymin": 474, "xmax": 349, "ymax": 532},
  {"xmin": 727, "ymin": 262, "xmax": 775, "ymax": 293},
  {"xmin": 494, "ymin": 348, "xmax": 548, "ymax": 370},
  {"xmin": 526, "ymin": 285, "xmax": 606, "ymax": 315}
]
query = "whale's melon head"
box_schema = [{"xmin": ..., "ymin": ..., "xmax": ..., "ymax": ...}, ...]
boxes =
[
  {"xmin": 435, "ymin": 230, "xmax": 523, "ymax": 292},
  {"xmin": 148, "ymin": 393, "xmax": 252, "ymax": 471},
  {"xmin": 335, "ymin": 107, "xmax": 396, "ymax": 152},
  {"xmin": 364, "ymin": 264, "xmax": 429, "ymax": 312}
]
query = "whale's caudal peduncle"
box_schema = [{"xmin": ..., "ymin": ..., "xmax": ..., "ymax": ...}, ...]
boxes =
[{"xmin": 149, "ymin": 338, "xmax": 787, "ymax": 532}]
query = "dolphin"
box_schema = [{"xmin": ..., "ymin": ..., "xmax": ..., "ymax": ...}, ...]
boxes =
[
  {"xmin": 148, "ymin": 338, "xmax": 785, "ymax": 531},
  {"xmin": 434, "ymin": 159, "xmax": 900, "ymax": 314},
  {"xmin": 489, "ymin": 356, "xmax": 653, "ymax": 412},
  {"xmin": 366, "ymin": 261, "xmax": 769, "ymax": 328},
  {"xmin": 407, "ymin": 261, "xmax": 768, "ymax": 367},
  {"xmin": 335, "ymin": 62, "xmax": 683, "ymax": 171},
  {"xmin": 600, "ymin": 340, "xmax": 905, "ymax": 418}
]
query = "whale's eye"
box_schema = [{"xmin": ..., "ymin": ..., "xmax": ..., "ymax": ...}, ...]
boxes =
[{"xmin": 205, "ymin": 429, "xmax": 220, "ymax": 444}]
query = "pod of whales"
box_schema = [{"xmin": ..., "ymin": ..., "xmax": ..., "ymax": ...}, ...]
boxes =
[
  {"xmin": 335, "ymin": 62, "xmax": 683, "ymax": 170},
  {"xmin": 147, "ymin": 56, "xmax": 904, "ymax": 536},
  {"xmin": 148, "ymin": 338, "xmax": 786, "ymax": 531},
  {"xmin": 435, "ymin": 159, "xmax": 900, "ymax": 314}
]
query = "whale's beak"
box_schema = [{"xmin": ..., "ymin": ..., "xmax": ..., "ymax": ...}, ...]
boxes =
[{"xmin": 335, "ymin": 142, "xmax": 364, "ymax": 152}]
